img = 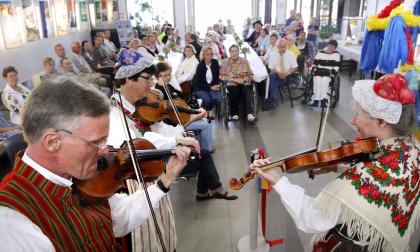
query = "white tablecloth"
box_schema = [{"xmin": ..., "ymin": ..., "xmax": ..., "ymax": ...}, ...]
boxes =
[
  {"xmin": 223, "ymin": 35, "xmax": 268, "ymax": 83},
  {"xmin": 337, "ymin": 40, "xmax": 362, "ymax": 62}
]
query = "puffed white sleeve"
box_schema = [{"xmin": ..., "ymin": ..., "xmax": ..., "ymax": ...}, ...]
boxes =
[
  {"xmin": 273, "ymin": 176, "xmax": 340, "ymax": 233},
  {"xmin": 0, "ymin": 207, "xmax": 55, "ymax": 252},
  {"xmin": 109, "ymin": 184, "xmax": 166, "ymax": 237}
]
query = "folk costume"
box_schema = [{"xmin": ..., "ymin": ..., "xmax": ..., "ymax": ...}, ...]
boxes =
[{"xmin": 273, "ymin": 74, "xmax": 420, "ymax": 251}]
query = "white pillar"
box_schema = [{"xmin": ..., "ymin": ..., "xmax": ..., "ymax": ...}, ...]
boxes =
[
  {"xmin": 252, "ymin": 0, "xmax": 260, "ymax": 19},
  {"xmin": 173, "ymin": 0, "xmax": 186, "ymax": 36},
  {"xmin": 275, "ymin": 0, "xmax": 287, "ymax": 25},
  {"xmin": 185, "ymin": 0, "xmax": 195, "ymax": 32}
]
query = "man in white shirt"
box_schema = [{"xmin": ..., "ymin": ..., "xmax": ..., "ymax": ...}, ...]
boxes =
[
  {"xmin": 103, "ymin": 30, "xmax": 117, "ymax": 55},
  {"xmin": 264, "ymin": 39, "xmax": 298, "ymax": 110},
  {"xmin": 0, "ymin": 78, "xmax": 190, "ymax": 251}
]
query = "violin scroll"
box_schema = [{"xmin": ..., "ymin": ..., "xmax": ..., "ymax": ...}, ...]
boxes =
[{"xmin": 229, "ymin": 171, "xmax": 256, "ymax": 190}]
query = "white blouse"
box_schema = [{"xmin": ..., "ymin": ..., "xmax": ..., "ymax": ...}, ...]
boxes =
[
  {"xmin": 1, "ymin": 83, "xmax": 31, "ymax": 124},
  {"xmin": 175, "ymin": 56, "xmax": 199, "ymax": 83}
]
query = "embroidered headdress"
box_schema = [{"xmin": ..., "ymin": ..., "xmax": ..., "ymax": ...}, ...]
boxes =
[{"xmin": 115, "ymin": 49, "xmax": 154, "ymax": 79}]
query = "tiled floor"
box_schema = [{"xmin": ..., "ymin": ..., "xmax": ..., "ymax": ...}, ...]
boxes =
[{"xmin": 170, "ymin": 74, "xmax": 420, "ymax": 252}]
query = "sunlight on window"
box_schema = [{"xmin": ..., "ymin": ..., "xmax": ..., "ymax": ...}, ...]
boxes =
[{"xmin": 194, "ymin": 0, "xmax": 252, "ymax": 37}]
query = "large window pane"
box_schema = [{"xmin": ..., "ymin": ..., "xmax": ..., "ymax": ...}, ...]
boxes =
[
  {"xmin": 195, "ymin": 0, "xmax": 252, "ymax": 37},
  {"xmin": 127, "ymin": 0, "xmax": 173, "ymax": 30},
  {"xmin": 0, "ymin": 0, "xmax": 24, "ymax": 48}
]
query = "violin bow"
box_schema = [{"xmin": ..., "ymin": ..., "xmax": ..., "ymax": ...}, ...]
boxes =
[
  {"xmin": 159, "ymin": 77, "xmax": 186, "ymax": 129},
  {"xmin": 116, "ymin": 90, "xmax": 167, "ymax": 252}
]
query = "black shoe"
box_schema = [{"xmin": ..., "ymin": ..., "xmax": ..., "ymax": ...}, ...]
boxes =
[
  {"xmin": 262, "ymin": 100, "xmax": 273, "ymax": 111},
  {"xmin": 310, "ymin": 100, "xmax": 319, "ymax": 107}
]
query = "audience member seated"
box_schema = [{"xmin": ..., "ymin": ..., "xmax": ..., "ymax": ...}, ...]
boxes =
[
  {"xmin": 91, "ymin": 34, "xmax": 115, "ymax": 67},
  {"xmin": 286, "ymin": 37, "xmax": 301, "ymax": 58},
  {"xmin": 137, "ymin": 35, "xmax": 156, "ymax": 59},
  {"xmin": 284, "ymin": 21, "xmax": 298, "ymax": 41},
  {"xmin": 175, "ymin": 45, "xmax": 199, "ymax": 99},
  {"xmin": 257, "ymin": 28, "xmax": 270, "ymax": 56},
  {"xmin": 220, "ymin": 45, "xmax": 255, "ymax": 121},
  {"xmin": 69, "ymin": 41, "xmax": 111, "ymax": 89},
  {"xmin": 81, "ymin": 40, "xmax": 115, "ymax": 79},
  {"xmin": 95, "ymin": 31, "xmax": 115, "ymax": 61},
  {"xmin": 262, "ymin": 33, "xmax": 279, "ymax": 65},
  {"xmin": 245, "ymin": 20, "xmax": 263, "ymax": 50},
  {"xmin": 155, "ymin": 62, "xmax": 214, "ymax": 152},
  {"xmin": 40, "ymin": 57, "xmax": 61, "ymax": 81},
  {"xmin": 296, "ymin": 31, "xmax": 310, "ymax": 73},
  {"xmin": 0, "ymin": 113, "xmax": 21, "ymax": 141},
  {"xmin": 310, "ymin": 39, "xmax": 340, "ymax": 107},
  {"xmin": 103, "ymin": 30, "xmax": 117, "ymax": 55},
  {"xmin": 1, "ymin": 66, "xmax": 30, "ymax": 124},
  {"xmin": 226, "ymin": 19, "xmax": 235, "ymax": 34},
  {"xmin": 205, "ymin": 31, "xmax": 225, "ymax": 61},
  {"xmin": 147, "ymin": 33, "xmax": 160, "ymax": 55},
  {"xmin": 192, "ymin": 45, "xmax": 221, "ymax": 111},
  {"xmin": 264, "ymin": 39, "xmax": 298, "ymax": 110},
  {"xmin": 161, "ymin": 26, "xmax": 173, "ymax": 44},
  {"xmin": 187, "ymin": 33, "xmax": 202, "ymax": 60},
  {"xmin": 54, "ymin": 44, "xmax": 66, "ymax": 72}
]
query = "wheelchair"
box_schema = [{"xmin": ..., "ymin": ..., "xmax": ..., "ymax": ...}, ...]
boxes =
[
  {"xmin": 301, "ymin": 66, "xmax": 340, "ymax": 109},
  {"xmin": 278, "ymin": 72, "xmax": 308, "ymax": 108},
  {"xmin": 218, "ymin": 80, "xmax": 258, "ymax": 127}
]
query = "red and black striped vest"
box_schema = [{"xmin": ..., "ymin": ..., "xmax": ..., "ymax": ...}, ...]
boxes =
[{"xmin": 0, "ymin": 155, "xmax": 117, "ymax": 251}]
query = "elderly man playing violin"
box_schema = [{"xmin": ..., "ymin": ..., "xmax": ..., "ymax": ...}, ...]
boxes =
[
  {"xmin": 0, "ymin": 78, "xmax": 191, "ymax": 251},
  {"xmin": 108, "ymin": 49, "xmax": 237, "ymax": 252},
  {"xmin": 252, "ymin": 74, "xmax": 420, "ymax": 252}
]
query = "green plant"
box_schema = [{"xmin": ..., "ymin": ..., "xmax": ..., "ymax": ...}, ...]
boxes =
[{"xmin": 319, "ymin": 24, "xmax": 335, "ymax": 39}]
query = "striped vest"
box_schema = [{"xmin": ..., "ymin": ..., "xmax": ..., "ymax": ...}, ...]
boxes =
[{"xmin": 0, "ymin": 155, "xmax": 117, "ymax": 251}]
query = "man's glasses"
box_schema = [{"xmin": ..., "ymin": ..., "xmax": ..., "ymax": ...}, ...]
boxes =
[
  {"xmin": 139, "ymin": 75, "xmax": 154, "ymax": 82},
  {"xmin": 56, "ymin": 129, "xmax": 108, "ymax": 153}
]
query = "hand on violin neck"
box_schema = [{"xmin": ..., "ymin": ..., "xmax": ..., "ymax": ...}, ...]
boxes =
[
  {"xmin": 176, "ymin": 137, "xmax": 200, "ymax": 155},
  {"xmin": 162, "ymin": 146, "xmax": 192, "ymax": 187},
  {"xmin": 250, "ymin": 158, "xmax": 283, "ymax": 185}
]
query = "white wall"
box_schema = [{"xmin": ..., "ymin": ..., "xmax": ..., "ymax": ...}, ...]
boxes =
[{"xmin": 0, "ymin": 30, "xmax": 91, "ymax": 90}]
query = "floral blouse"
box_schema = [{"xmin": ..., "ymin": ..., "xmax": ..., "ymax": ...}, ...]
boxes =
[
  {"xmin": 1, "ymin": 83, "xmax": 31, "ymax": 124},
  {"xmin": 219, "ymin": 57, "xmax": 254, "ymax": 86}
]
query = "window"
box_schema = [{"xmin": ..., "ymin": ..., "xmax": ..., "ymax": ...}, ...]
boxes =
[{"xmin": 194, "ymin": 0, "xmax": 252, "ymax": 37}]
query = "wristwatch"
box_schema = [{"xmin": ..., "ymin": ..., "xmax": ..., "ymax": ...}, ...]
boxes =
[{"xmin": 157, "ymin": 179, "xmax": 170, "ymax": 193}]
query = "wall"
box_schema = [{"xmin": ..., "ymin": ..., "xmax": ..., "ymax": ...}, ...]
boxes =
[{"xmin": 0, "ymin": 30, "xmax": 91, "ymax": 90}]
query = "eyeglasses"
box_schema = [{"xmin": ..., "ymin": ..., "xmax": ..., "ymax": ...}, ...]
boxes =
[
  {"xmin": 138, "ymin": 75, "xmax": 154, "ymax": 82},
  {"xmin": 56, "ymin": 129, "xmax": 108, "ymax": 153}
]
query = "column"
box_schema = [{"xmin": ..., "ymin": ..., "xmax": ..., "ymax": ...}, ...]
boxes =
[
  {"xmin": 173, "ymin": 0, "xmax": 186, "ymax": 36},
  {"xmin": 275, "ymin": 0, "xmax": 286, "ymax": 25},
  {"xmin": 252, "ymin": 0, "xmax": 260, "ymax": 19},
  {"xmin": 264, "ymin": 0, "xmax": 272, "ymax": 24},
  {"xmin": 185, "ymin": 0, "xmax": 195, "ymax": 32}
]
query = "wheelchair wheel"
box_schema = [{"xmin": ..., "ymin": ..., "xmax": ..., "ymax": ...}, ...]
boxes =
[
  {"xmin": 329, "ymin": 76, "xmax": 340, "ymax": 109},
  {"xmin": 219, "ymin": 82, "xmax": 230, "ymax": 127},
  {"xmin": 287, "ymin": 73, "xmax": 307, "ymax": 100}
]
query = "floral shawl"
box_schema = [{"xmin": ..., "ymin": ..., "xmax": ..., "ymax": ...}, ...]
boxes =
[{"xmin": 312, "ymin": 137, "xmax": 420, "ymax": 252}]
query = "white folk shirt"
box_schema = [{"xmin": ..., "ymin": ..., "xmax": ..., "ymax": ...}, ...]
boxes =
[
  {"xmin": 268, "ymin": 50, "xmax": 298, "ymax": 73},
  {"xmin": 175, "ymin": 56, "xmax": 199, "ymax": 84},
  {"xmin": 0, "ymin": 153, "xmax": 166, "ymax": 252},
  {"xmin": 273, "ymin": 176, "xmax": 340, "ymax": 233},
  {"xmin": 107, "ymin": 93, "xmax": 184, "ymax": 149}
]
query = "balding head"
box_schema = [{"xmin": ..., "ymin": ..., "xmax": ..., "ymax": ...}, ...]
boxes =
[
  {"xmin": 71, "ymin": 41, "xmax": 81, "ymax": 55},
  {"xmin": 276, "ymin": 39, "xmax": 287, "ymax": 54}
]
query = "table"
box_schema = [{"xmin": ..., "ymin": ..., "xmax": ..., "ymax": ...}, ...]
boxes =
[
  {"xmin": 223, "ymin": 35, "xmax": 268, "ymax": 83},
  {"xmin": 337, "ymin": 40, "xmax": 362, "ymax": 62}
]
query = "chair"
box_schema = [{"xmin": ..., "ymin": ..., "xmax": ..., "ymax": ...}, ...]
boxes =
[
  {"xmin": 1, "ymin": 133, "xmax": 27, "ymax": 181},
  {"xmin": 280, "ymin": 72, "xmax": 307, "ymax": 108},
  {"xmin": 176, "ymin": 161, "xmax": 199, "ymax": 218}
]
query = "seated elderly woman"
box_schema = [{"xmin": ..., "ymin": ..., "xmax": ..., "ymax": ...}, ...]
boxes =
[
  {"xmin": 175, "ymin": 45, "xmax": 199, "ymax": 99},
  {"xmin": 1, "ymin": 66, "xmax": 31, "ymax": 124},
  {"xmin": 192, "ymin": 45, "xmax": 221, "ymax": 111},
  {"xmin": 220, "ymin": 44, "xmax": 255, "ymax": 121}
]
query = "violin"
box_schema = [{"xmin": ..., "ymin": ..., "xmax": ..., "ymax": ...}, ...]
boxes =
[
  {"xmin": 229, "ymin": 138, "xmax": 380, "ymax": 190},
  {"xmin": 134, "ymin": 91, "xmax": 200, "ymax": 125},
  {"xmin": 73, "ymin": 138, "xmax": 175, "ymax": 205}
]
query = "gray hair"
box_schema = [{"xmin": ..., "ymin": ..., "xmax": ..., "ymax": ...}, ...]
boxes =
[
  {"xmin": 390, "ymin": 104, "xmax": 417, "ymax": 137},
  {"xmin": 129, "ymin": 38, "xmax": 141, "ymax": 49},
  {"xmin": 22, "ymin": 77, "xmax": 110, "ymax": 143}
]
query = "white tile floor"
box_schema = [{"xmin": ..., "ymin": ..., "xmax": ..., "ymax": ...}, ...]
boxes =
[{"xmin": 170, "ymin": 74, "xmax": 420, "ymax": 252}]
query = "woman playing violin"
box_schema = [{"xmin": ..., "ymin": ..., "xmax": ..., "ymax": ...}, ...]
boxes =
[
  {"xmin": 252, "ymin": 74, "xmax": 420, "ymax": 252},
  {"xmin": 108, "ymin": 49, "xmax": 201, "ymax": 252}
]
